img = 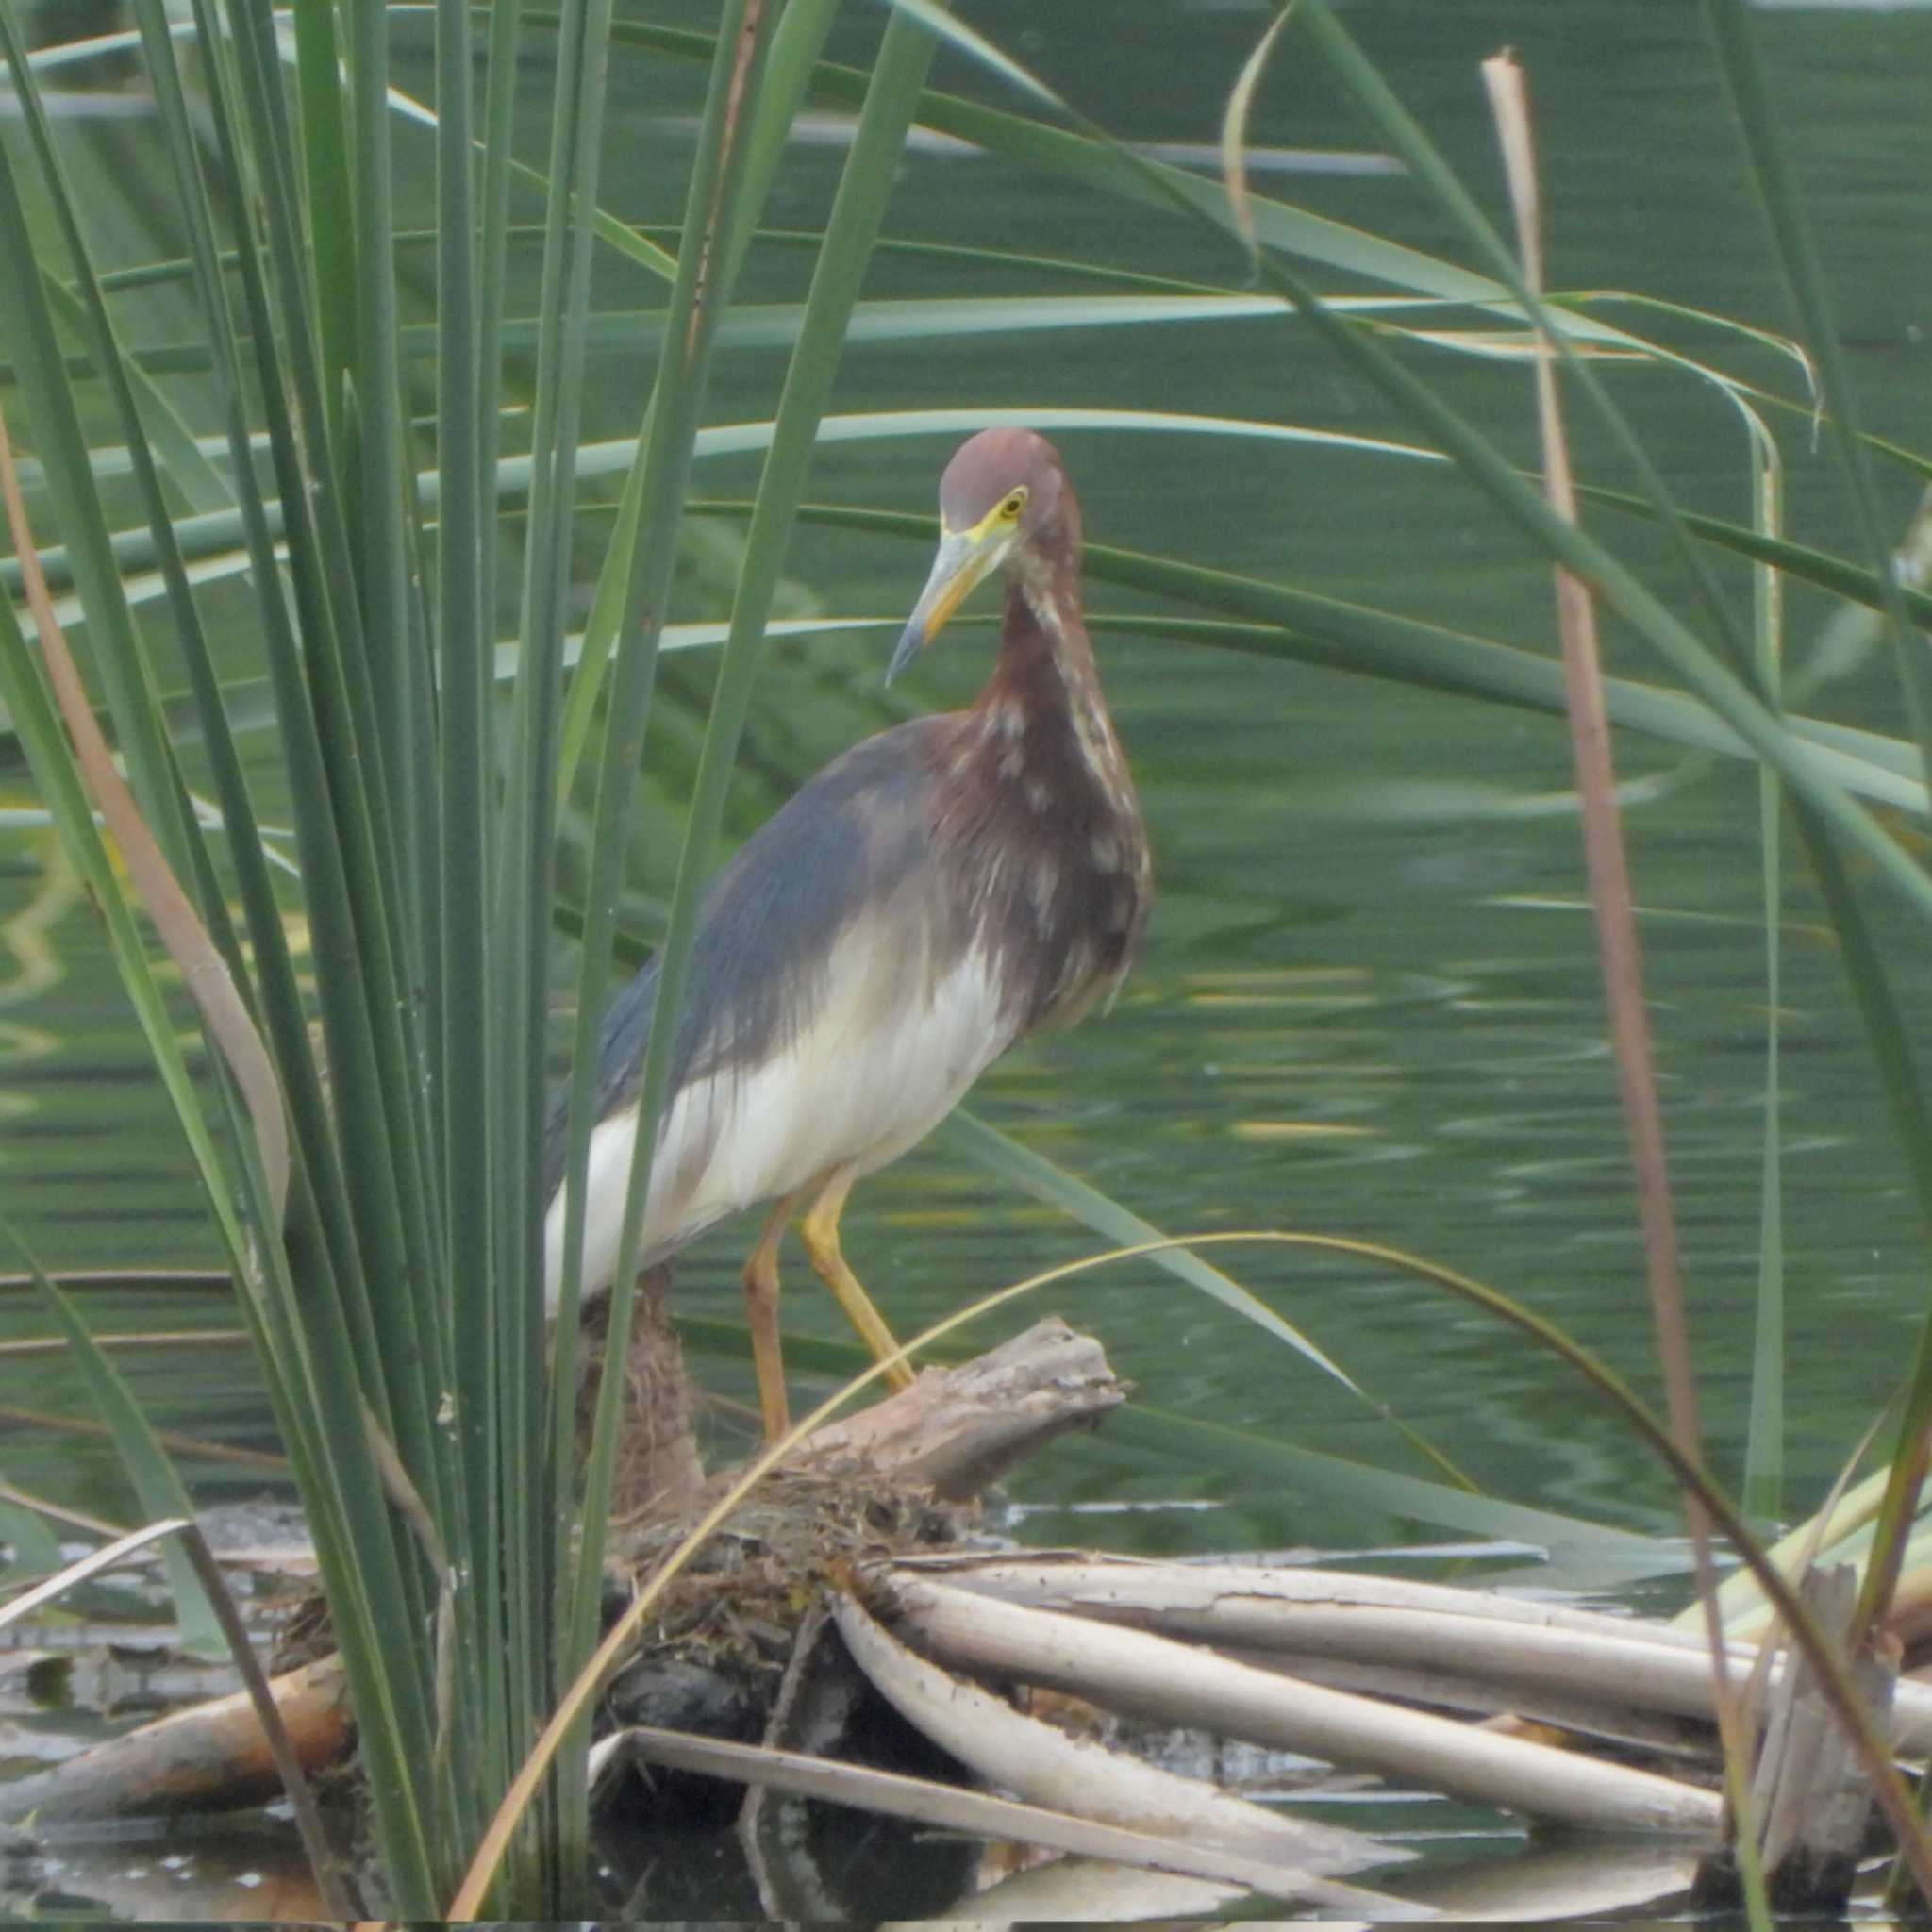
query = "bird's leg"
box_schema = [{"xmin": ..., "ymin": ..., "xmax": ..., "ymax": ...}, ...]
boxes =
[
  {"xmin": 797, "ymin": 1168, "xmax": 917, "ymax": 1391},
  {"xmin": 742, "ymin": 1190, "xmax": 802, "ymax": 1443}
]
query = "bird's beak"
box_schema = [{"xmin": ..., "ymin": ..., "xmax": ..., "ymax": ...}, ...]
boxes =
[{"xmin": 888, "ymin": 523, "xmax": 1006, "ymax": 685}]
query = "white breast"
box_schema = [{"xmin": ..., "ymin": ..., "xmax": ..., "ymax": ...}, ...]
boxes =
[{"xmin": 542, "ymin": 929, "xmax": 1014, "ymax": 1309}]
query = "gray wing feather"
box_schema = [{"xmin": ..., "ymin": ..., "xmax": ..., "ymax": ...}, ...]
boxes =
[{"xmin": 541, "ymin": 720, "xmax": 945, "ymax": 1201}]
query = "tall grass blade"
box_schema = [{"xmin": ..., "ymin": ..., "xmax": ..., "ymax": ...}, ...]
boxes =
[
  {"xmin": 616, "ymin": 20, "xmax": 1495, "ymax": 306},
  {"xmin": 936, "ymin": 1111, "xmax": 1476, "ymax": 1492},
  {"xmin": 1801, "ymin": 818, "xmax": 1932, "ymax": 1636},
  {"xmin": 1288, "ymin": 1, "xmax": 1754, "ymax": 685},
  {"xmin": 5, "ymin": 1, "xmax": 309, "ymax": 1160},
  {"xmin": 34, "ymin": 275, "xmax": 233, "ymax": 517},
  {"xmin": 291, "ymin": 0, "xmax": 355, "ymax": 452},
  {"xmin": 0, "ymin": 1498, "xmax": 61, "ymax": 1584},
  {"xmin": 555, "ymin": 445, "xmax": 646, "ymax": 804},
  {"xmin": 541, "ymin": 10, "xmax": 785, "ymax": 1903},
  {"xmin": 503, "ymin": 0, "xmax": 634, "ymax": 1883},
  {"xmin": 436, "ymin": 0, "xmax": 505, "ymax": 1818},
  {"xmin": 220, "ymin": 0, "xmax": 447, "ymax": 1503},
  {"xmin": 162, "ymin": 0, "xmax": 434, "ymax": 1450},
  {"xmin": 1697, "ymin": 0, "xmax": 1932, "ymax": 1673},
  {"xmin": 0, "ymin": 408, "xmax": 434, "ymax": 1891},
  {"xmin": 134, "ymin": 0, "xmax": 432, "ymax": 1532},
  {"xmin": 1251, "ymin": 258, "xmax": 1932, "ymax": 933},
  {"xmin": 548, "ymin": 0, "xmax": 839, "ymax": 808},
  {"xmin": 937, "ymin": 1111, "xmax": 1353, "ymax": 1385},
  {"xmin": 25, "ymin": 408, "xmax": 1932, "ymax": 637},
  {"xmin": 475, "ymin": 0, "xmax": 525, "ymax": 689},
  {"xmin": 0, "ymin": 39, "xmax": 192, "ymax": 867},
  {"xmin": 4, "ymin": 1223, "xmax": 224, "ymax": 1658},
  {"xmin": 1479, "ymin": 43, "xmax": 1707, "ymax": 1601},
  {"xmin": 1745, "ymin": 444, "xmax": 1785, "ymax": 1524},
  {"xmin": 433, "ymin": 0, "xmax": 540, "ymax": 1867},
  {"xmin": 1, "ymin": 226, "xmax": 446, "ymax": 1927},
  {"xmin": 1220, "ymin": 3, "xmax": 1295, "ymax": 263},
  {"xmin": 0, "ymin": 390, "xmax": 289, "ymax": 1225},
  {"xmin": 1482, "ymin": 54, "xmax": 1763, "ymax": 1924},
  {"xmin": 1701, "ymin": 0, "xmax": 1932, "ymax": 796},
  {"xmin": 345, "ymin": 0, "xmax": 418, "ymax": 856},
  {"xmin": 733, "ymin": 0, "xmax": 842, "ymax": 258}
]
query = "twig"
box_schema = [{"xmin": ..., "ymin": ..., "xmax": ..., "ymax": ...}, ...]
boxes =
[{"xmin": 604, "ymin": 1721, "xmax": 1433, "ymax": 1915}]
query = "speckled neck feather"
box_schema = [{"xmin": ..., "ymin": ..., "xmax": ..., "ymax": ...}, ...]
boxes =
[{"xmin": 927, "ymin": 466, "xmax": 1151, "ymax": 1033}]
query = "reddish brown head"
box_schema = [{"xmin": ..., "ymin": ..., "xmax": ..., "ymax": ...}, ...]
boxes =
[{"xmin": 890, "ymin": 429, "xmax": 1082, "ymax": 683}]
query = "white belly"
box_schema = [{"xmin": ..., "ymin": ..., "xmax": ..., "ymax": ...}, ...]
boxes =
[{"xmin": 543, "ymin": 934, "xmax": 1011, "ymax": 1308}]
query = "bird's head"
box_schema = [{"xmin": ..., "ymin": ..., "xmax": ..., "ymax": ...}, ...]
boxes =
[{"xmin": 889, "ymin": 428, "xmax": 1074, "ymax": 684}]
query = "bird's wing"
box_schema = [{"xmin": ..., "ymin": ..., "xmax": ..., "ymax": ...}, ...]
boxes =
[
  {"xmin": 541, "ymin": 718, "xmax": 956, "ymax": 1201},
  {"xmin": 541, "ymin": 954, "xmax": 658, "ymax": 1199}
]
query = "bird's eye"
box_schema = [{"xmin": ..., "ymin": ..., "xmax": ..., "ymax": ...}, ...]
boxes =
[{"xmin": 998, "ymin": 489, "xmax": 1027, "ymax": 521}]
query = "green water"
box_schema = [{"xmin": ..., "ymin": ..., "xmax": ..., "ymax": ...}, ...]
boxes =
[{"xmin": 1, "ymin": 0, "xmax": 1929, "ymax": 1907}]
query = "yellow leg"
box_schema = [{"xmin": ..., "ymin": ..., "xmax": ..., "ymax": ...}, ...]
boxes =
[
  {"xmin": 797, "ymin": 1169, "xmax": 916, "ymax": 1392},
  {"xmin": 741, "ymin": 1190, "xmax": 802, "ymax": 1443}
]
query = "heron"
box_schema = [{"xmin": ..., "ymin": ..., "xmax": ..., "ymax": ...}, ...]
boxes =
[{"xmin": 542, "ymin": 427, "xmax": 1151, "ymax": 1442}]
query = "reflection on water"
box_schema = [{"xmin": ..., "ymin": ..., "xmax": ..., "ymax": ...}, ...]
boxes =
[{"xmin": 2, "ymin": 1824, "xmax": 326, "ymax": 1924}]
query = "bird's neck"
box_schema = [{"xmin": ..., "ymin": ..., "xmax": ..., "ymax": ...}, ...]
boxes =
[
  {"xmin": 937, "ymin": 549, "xmax": 1150, "ymax": 1038},
  {"xmin": 964, "ymin": 570, "xmax": 1135, "ymax": 816}
]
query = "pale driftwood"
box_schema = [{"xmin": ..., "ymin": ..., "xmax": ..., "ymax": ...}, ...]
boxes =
[
  {"xmin": 608, "ymin": 1724, "xmax": 1432, "ymax": 1914},
  {"xmin": 1223, "ymin": 1647, "xmax": 1714, "ymax": 1758},
  {"xmin": 871, "ymin": 1571, "xmax": 1724, "ymax": 1837},
  {"xmin": 0, "ymin": 1654, "xmax": 349, "ymax": 1825},
  {"xmin": 797, "ymin": 1317, "xmax": 1124, "ymax": 1500},
  {"xmin": 1735, "ymin": 1564, "xmax": 1893, "ymax": 1908},
  {"xmin": 1022, "ymin": 1593, "xmax": 1758, "ymax": 1735},
  {"xmin": 905, "ymin": 1553, "xmax": 1932, "ymax": 1755},
  {"xmin": 899, "ymin": 1550, "xmax": 1752, "ymax": 1651},
  {"xmin": 830, "ymin": 1591, "xmax": 1401, "ymax": 1883}
]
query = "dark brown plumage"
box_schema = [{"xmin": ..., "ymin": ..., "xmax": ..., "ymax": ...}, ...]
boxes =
[{"xmin": 544, "ymin": 428, "xmax": 1150, "ymax": 1441}]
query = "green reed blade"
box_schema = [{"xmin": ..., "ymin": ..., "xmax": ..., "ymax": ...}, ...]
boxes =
[
  {"xmin": 6, "ymin": 1227, "xmax": 225, "ymax": 1657},
  {"xmin": 1702, "ymin": 0, "xmax": 1932, "ymax": 801},
  {"xmin": 1744, "ymin": 441, "xmax": 1785, "ymax": 1523}
]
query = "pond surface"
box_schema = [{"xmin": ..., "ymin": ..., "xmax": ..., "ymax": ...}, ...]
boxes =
[{"xmin": 2, "ymin": 0, "xmax": 1929, "ymax": 1914}]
